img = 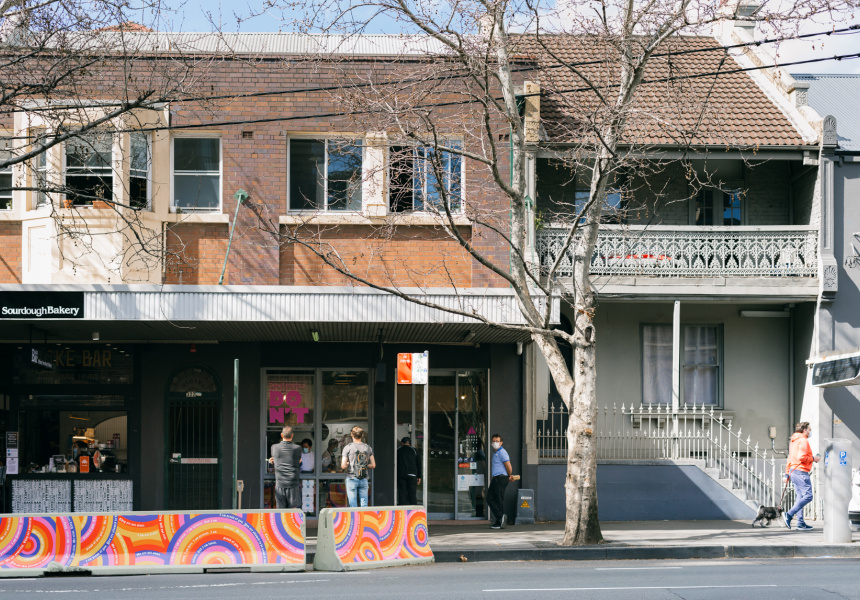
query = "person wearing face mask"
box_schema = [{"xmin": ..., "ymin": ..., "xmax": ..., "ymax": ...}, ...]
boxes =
[
  {"xmin": 300, "ymin": 438, "xmax": 315, "ymax": 473},
  {"xmin": 488, "ymin": 433, "xmax": 513, "ymax": 529}
]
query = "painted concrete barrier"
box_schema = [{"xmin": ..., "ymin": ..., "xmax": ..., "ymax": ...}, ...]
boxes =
[
  {"xmin": 313, "ymin": 506, "xmax": 433, "ymax": 571},
  {"xmin": 0, "ymin": 509, "xmax": 305, "ymax": 576}
]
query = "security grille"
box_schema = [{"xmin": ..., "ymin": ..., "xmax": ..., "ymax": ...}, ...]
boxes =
[{"xmin": 166, "ymin": 396, "xmax": 221, "ymax": 510}]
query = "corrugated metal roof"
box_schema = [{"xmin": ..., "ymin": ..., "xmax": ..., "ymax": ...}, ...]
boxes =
[
  {"xmin": 793, "ymin": 74, "xmax": 860, "ymax": 152},
  {"xmin": 76, "ymin": 32, "xmax": 452, "ymax": 56},
  {"xmin": 0, "ymin": 285, "xmax": 557, "ymax": 343}
]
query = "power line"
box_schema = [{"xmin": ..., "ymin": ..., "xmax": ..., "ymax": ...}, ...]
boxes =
[
  {"xmin": 81, "ymin": 49, "xmax": 860, "ymax": 136},
  {"xmin": 7, "ymin": 24, "xmax": 859, "ymax": 114}
]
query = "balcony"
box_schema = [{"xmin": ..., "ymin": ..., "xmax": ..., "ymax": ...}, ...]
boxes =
[{"xmin": 536, "ymin": 225, "xmax": 819, "ymax": 280}]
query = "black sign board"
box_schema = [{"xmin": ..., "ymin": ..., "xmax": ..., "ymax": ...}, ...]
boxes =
[
  {"xmin": 6, "ymin": 432, "xmax": 17, "ymax": 449},
  {"xmin": 0, "ymin": 292, "xmax": 85, "ymax": 319},
  {"xmin": 812, "ymin": 354, "xmax": 860, "ymax": 387}
]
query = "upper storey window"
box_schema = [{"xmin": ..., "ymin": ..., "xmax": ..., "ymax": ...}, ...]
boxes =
[
  {"xmin": 390, "ymin": 143, "xmax": 462, "ymax": 213},
  {"xmin": 130, "ymin": 132, "xmax": 151, "ymax": 210},
  {"xmin": 692, "ymin": 189, "xmax": 745, "ymax": 226},
  {"xmin": 65, "ymin": 131, "xmax": 113, "ymax": 206},
  {"xmin": 288, "ymin": 138, "xmax": 363, "ymax": 212},
  {"xmin": 0, "ymin": 139, "xmax": 12, "ymax": 210},
  {"xmin": 173, "ymin": 137, "xmax": 221, "ymax": 211}
]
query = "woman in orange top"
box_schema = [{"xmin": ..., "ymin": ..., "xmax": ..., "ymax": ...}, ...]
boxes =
[{"xmin": 783, "ymin": 422, "xmax": 821, "ymax": 530}]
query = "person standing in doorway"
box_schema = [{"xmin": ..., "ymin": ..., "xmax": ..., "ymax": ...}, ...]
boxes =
[
  {"xmin": 342, "ymin": 426, "xmax": 376, "ymax": 507},
  {"xmin": 268, "ymin": 425, "xmax": 302, "ymax": 509},
  {"xmin": 488, "ymin": 433, "xmax": 513, "ymax": 529},
  {"xmin": 783, "ymin": 421, "xmax": 821, "ymax": 530},
  {"xmin": 396, "ymin": 436, "xmax": 422, "ymax": 505}
]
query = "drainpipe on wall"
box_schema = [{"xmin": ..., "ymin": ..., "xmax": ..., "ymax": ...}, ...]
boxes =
[
  {"xmin": 219, "ymin": 189, "xmax": 249, "ymax": 285},
  {"xmin": 789, "ymin": 303, "xmax": 795, "ymax": 445}
]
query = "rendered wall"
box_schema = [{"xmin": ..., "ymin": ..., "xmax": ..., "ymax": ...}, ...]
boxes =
[
  {"xmin": 821, "ymin": 159, "xmax": 860, "ymax": 452},
  {"xmin": 587, "ymin": 301, "xmax": 794, "ymax": 447},
  {"xmin": 535, "ymin": 464, "xmax": 757, "ymax": 521}
]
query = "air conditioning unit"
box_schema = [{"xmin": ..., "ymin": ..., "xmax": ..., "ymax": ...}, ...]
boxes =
[{"xmin": 808, "ymin": 348, "xmax": 860, "ymax": 388}]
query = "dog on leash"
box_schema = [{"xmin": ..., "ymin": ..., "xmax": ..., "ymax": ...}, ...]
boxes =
[{"xmin": 752, "ymin": 505, "xmax": 784, "ymax": 527}]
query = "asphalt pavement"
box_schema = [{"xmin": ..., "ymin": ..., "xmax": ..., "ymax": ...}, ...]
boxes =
[{"xmin": 1, "ymin": 558, "xmax": 858, "ymax": 599}]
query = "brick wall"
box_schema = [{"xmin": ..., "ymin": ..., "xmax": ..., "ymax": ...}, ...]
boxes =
[
  {"xmin": 279, "ymin": 225, "xmax": 473, "ymax": 287},
  {"xmin": 746, "ymin": 161, "xmax": 791, "ymax": 225},
  {"xmin": 0, "ymin": 222, "xmax": 21, "ymax": 283},
  {"xmin": 164, "ymin": 224, "xmax": 229, "ymax": 285}
]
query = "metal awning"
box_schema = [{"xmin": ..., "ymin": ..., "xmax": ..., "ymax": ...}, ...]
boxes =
[{"xmin": 0, "ymin": 285, "xmax": 557, "ymax": 344}]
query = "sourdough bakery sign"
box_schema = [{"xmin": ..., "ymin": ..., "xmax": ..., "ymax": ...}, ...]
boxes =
[{"xmin": 0, "ymin": 292, "xmax": 85, "ymax": 319}]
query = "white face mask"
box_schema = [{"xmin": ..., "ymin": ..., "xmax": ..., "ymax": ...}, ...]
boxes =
[{"xmin": 492, "ymin": 442, "xmax": 501, "ymax": 451}]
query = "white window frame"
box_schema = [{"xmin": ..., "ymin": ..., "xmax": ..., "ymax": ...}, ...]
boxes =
[
  {"xmin": 129, "ymin": 131, "xmax": 152, "ymax": 211},
  {"xmin": 0, "ymin": 138, "xmax": 12, "ymax": 210},
  {"xmin": 62, "ymin": 130, "xmax": 115, "ymax": 207},
  {"xmin": 286, "ymin": 136, "xmax": 365, "ymax": 213},
  {"xmin": 171, "ymin": 134, "xmax": 222, "ymax": 213},
  {"xmin": 387, "ymin": 141, "xmax": 465, "ymax": 214},
  {"xmin": 689, "ymin": 185, "xmax": 746, "ymax": 226},
  {"xmin": 641, "ymin": 323, "xmax": 723, "ymax": 407}
]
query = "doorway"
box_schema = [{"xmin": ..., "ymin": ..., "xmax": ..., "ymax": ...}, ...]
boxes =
[
  {"xmin": 395, "ymin": 370, "xmax": 487, "ymax": 520},
  {"xmin": 165, "ymin": 367, "xmax": 221, "ymax": 510}
]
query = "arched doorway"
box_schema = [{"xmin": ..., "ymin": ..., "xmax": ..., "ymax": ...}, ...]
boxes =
[{"xmin": 165, "ymin": 366, "xmax": 221, "ymax": 510}]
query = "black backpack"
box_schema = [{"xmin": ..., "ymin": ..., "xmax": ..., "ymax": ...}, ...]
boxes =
[{"xmin": 351, "ymin": 443, "xmax": 370, "ymax": 479}]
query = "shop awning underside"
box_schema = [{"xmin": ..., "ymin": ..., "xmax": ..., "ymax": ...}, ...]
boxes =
[{"xmin": 0, "ymin": 285, "xmax": 556, "ymax": 344}]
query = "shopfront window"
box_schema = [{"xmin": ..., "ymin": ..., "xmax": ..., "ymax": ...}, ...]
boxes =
[
  {"xmin": 14, "ymin": 345, "xmax": 134, "ymax": 385},
  {"xmin": 262, "ymin": 368, "xmax": 370, "ymax": 513},
  {"xmin": 18, "ymin": 395, "xmax": 128, "ymax": 474}
]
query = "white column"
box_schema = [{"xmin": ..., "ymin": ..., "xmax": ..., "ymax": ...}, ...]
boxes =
[
  {"xmin": 672, "ymin": 300, "xmax": 681, "ymax": 456},
  {"xmin": 672, "ymin": 300, "xmax": 681, "ymax": 412}
]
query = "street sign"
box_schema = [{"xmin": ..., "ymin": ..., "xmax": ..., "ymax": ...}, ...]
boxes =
[{"xmin": 397, "ymin": 352, "xmax": 429, "ymax": 384}]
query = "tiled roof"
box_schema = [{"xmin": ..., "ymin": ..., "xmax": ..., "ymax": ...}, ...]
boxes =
[
  {"xmin": 793, "ymin": 74, "xmax": 860, "ymax": 152},
  {"xmin": 511, "ymin": 35, "xmax": 808, "ymax": 148}
]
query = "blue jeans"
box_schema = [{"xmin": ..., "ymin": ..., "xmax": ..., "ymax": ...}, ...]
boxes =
[
  {"xmin": 346, "ymin": 477, "xmax": 369, "ymax": 507},
  {"xmin": 787, "ymin": 470, "xmax": 813, "ymax": 525}
]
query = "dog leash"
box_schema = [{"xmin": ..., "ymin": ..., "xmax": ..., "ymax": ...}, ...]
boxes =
[{"xmin": 778, "ymin": 466, "xmax": 796, "ymax": 508}]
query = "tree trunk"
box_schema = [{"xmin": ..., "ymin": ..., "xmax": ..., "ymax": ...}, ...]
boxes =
[
  {"xmin": 532, "ymin": 327, "xmax": 603, "ymax": 545},
  {"xmin": 562, "ymin": 296, "xmax": 602, "ymax": 546}
]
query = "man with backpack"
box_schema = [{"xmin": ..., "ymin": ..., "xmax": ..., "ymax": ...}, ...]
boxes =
[{"xmin": 341, "ymin": 426, "xmax": 376, "ymax": 507}]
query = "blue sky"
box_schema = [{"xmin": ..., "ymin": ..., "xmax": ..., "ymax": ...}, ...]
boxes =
[{"xmin": 156, "ymin": 0, "xmax": 859, "ymax": 74}]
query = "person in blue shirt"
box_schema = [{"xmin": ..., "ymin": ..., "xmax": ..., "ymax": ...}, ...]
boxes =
[{"xmin": 488, "ymin": 433, "xmax": 513, "ymax": 529}]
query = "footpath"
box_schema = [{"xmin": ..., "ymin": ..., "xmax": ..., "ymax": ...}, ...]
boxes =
[
  {"xmin": 425, "ymin": 520, "xmax": 860, "ymax": 562},
  {"xmin": 307, "ymin": 520, "xmax": 859, "ymax": 564}
]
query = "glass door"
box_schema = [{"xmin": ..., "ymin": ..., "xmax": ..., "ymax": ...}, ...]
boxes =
[
  {"xmin": 397, "ymin": 370, "xmax": 487, "ymax": 520},
  {"xmin": 456, "ymin": 371, "xmax": 488, "ymax": 519}
]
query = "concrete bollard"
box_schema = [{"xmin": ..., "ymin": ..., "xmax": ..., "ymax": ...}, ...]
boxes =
[
  {"xmin": 0, "ymin": 509, "xmax": 306, "ymax": 577},
  {"xmin": 313, "ymin": 506, "xmax": 433, "ymax": 571}
]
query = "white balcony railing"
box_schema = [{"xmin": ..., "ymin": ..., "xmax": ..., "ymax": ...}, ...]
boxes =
[{"xmin": 536, "ymin": 225, "xmax": 819, "ymax": 278}]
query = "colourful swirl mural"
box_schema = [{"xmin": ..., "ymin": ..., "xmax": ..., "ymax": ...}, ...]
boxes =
[
  {"xmin": 331, "ymin": 508, "xmax": 431, "ymax": 564},
  {"xmin": 0, "ymin": 511, "xmax": 304, "ymax": 570}
]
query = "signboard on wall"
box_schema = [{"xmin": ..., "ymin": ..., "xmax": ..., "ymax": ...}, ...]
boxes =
[
  {"xmin": 397, "ymin": 352, "xmax": 428, "ymax": 385},
  {"xmin": 0, "ymin": 292, "xmax": 85, "ymax": 319}
]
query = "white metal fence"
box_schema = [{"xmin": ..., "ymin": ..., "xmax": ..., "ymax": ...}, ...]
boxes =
[{"xmin": 537, "ymin": 402, "xmax": 821, "ymax": 520}]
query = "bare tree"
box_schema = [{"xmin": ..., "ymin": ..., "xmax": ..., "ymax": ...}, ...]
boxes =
[
  {"xmin": 0, "ymin": 0, "xmax": 217, "ymax": 281},
  {"xmin": 243, "ymin": 0, "xmax": 858, "ymax": 545}
]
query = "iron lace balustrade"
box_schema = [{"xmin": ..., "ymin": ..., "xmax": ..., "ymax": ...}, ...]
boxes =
[
  {"xmin": 536, "ymin": 402, "xmax": 821, "ymax": 521},
  {"xmin": 536, "ymin": 225, "xmax": 819, "ymax": 278}
]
